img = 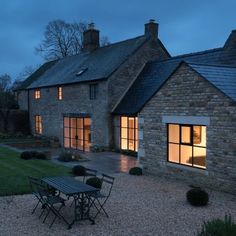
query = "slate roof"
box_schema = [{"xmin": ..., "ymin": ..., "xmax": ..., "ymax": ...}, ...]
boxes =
[
  {"xmin": 24, "ymin": 36, "xmax": 148, "ymax": 89},
  {"xmin": 113, "ymin": 47, "xmax": 236, "ymax": 115}
]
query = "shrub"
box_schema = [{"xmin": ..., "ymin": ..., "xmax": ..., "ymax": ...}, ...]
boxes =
[
  {"xmin": 20, "ymin": 151, "xmax": 32, "ymax": 160},
  {"xmin": 86, "ymin": 177, "xmax": 102, "ymax": 189},
  {"xmin": 186, "ymin": 188, "xmax": 209, "ymax": 206},
  {"xmin": 197, "ymin": 215, "xmax": 236, "ymax": 236},
  {"xmin": 58, "ymin": 151, "xmax": 73, "ymax": 162},
  {"xmin": 129, "ymin": 167, "xmax": 143, "ymax": 176},
  {"xmin": 72, "ymin": 165, "xmax": 86, "ymax": 176},
  {"xmin": 35, "ymin": 152, "xmax": 47, "ymax": 160}
]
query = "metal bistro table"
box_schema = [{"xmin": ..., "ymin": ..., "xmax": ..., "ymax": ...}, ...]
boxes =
[{"xmin": 42, "ymin": 176, "xmax": 99, "ymax": 229}]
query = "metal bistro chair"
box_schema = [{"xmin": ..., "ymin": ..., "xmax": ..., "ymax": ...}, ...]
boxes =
[
  {"xmin": 87, "ymin": 174, "xmax": 115, "ymax": 219},
  {"xmin": 28, "ymin": 177, "xmax": 68, "ymax": 228},
  {"xmin": 83, "ymin": 167, "xmax": 98, "ymax": 183}
]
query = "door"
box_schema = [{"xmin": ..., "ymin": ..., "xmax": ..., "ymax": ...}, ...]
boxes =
[{"xmin": 64, "ymin": 117, "xmax": 91, "ymax": 151}]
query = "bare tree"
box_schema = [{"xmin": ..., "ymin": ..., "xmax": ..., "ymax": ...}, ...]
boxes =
[
  {"xmin": 0, "ymin": 74, "xmax": 18, "ymax": 133},
  {"xmin": 35, "ymin": 20, "xmax": 110, "ymax": 61}
]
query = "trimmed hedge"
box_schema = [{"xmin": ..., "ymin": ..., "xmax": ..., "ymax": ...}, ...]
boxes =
[
  {"xmin": 86, "ymin": 177, "xmax": 102, "ymax": 189},
  {"xmin": 129, "ymin": 167, "xmax": 143, "ymax": 176},
  {"xmin": 20, "ymin": 151, "xmax": 48, "ymax": 160},
  {"xmin": 197, "ymin": 215, "xmax": 236, "ymax": 236},
  {"xmin": 20, "ymin": 151, "xmax": 32, "ymax": 160},
  {"xmin": 72, "ymin": 165, "xmax": 86, "ymax": 176},
  {"xmin": 187, "ymin": 188, "xmax": 209, "ymax": 206}
]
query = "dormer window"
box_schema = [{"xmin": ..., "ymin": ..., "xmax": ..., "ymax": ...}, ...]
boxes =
[
  {"xmin": 34, "ymin": 89, "xmax": 41, "ymax": 99},
  {"xmin": 76, "ymin": 68, "xmax": 88, "ymax": 76},
  {"xmin": 58, "ymin": 87, "xmax": 63, "ymax": 100}
]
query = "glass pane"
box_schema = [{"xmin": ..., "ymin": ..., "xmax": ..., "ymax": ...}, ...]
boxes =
[
  {"xmin": 128, "ymin": 117, "xmax": 135, "ymax": 129},
  {"xmin": 128, "ymin": 140, "xmax": 135, "ymax": 151},
  {"xmin": 77, "ymin": 128, "xmax": 83, "ymax": 140},
  {"xmin": 180, "ymin": 145, "xmax": 192, "ymax": 166},
  {"xmin": 168, "ymin": 144, "xmax": 179, "ymax": 163},
  {"xmin": 121, "ymin": 128, "xmax": 127, "ymax": 139},
  {"xmin": 193, "ymin": 147, "xmax": 206, "ymax": 168},
  {"xmin": 129, "ymin": 128, "xmax": 135, "ymax": 140},
  {"xmin": 84, "ymin": 129, "xmax": 91, "ymax": 142},
  {"xmin": 71, "ymin": 118, "xmax": 76, "ymax": 128},
  {"xmin": 135, "ymin": 117, "xmax": 138, "ymax": 129},
  {"xmin": 77, "ymin": 140, "xmax": 83, "ymax": 150},
  {"xmin": 121, "ymin": 139, "xmax": 127, "ymax": 150},
  {"xmin": 135, "ymin": 140, "xmax": 138, "ymax": 152},
  {"xmin": 135, "ymin": 128, "xmax": 138, "ymax": 140},
  {"xmin": 121, "ymin": 117, "xmax": 127, "ymax": 128},
  {"xmin": 64, "ymin": 138, "xmax": 70, "ymax": 148},
  {"xmin": 71, "ymin": 128, "xmax": 77, "ymax": 139},
  {"xmin": 77, "ymin": 118, "xmax": 83, "ymax": 129},
  {"xmin": 84, "ymin": 140, "xmax": 91, "ymax": 152},
  {"xmin": 194, "ymin": 126, "xmax": 206, "ymax": 147},
  {"xmin": 71, "ymin": 139, "xmax": 77, "ymax": 149},
  {"xmin": 168, "ymin": 124, "xmax": 179, "ymax": 143},
  {"xmin": 84, "ymin": 118, "xmax": 91, "ymax": 126},
  {"xmin": 64, "ymin": 128, "xmax": 70, "ymax": 138},
  {"xmin": 64, "ymin": 117, "xmax": 69, "ymax": 127},
  {"xmin": 181, "ymin": 126, "xmax": 191, "ymax": 144}
]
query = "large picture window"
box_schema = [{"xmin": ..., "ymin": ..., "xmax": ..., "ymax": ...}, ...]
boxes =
[
  {"xmin": 167, "ymin": 124, "xmax": 206, "ymax": 169},
  {"xmin": 35, "ymin": 115, "xmax": 42, "ymax": 134},
  {"xmin": 120, "ymin": 116, "xmax": 138, "ymax": 152}
]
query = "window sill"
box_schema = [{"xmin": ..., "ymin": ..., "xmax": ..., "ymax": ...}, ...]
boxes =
[{"xmin": 166, "ymin": 162, "xmax": 208, "ymax": 175}]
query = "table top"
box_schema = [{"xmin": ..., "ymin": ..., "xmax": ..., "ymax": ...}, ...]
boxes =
[{"xmin": 42, "ymin": 176, "xmax": 99, "ymax": 195}]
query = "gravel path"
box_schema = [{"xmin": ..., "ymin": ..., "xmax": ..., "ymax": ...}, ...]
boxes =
[{"xmin": 0, "ymin": 174, "xmax": 236, "ymax": 236}]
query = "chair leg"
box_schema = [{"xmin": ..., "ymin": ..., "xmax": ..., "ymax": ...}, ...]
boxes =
[
  {"xmin": 43, "ymin": 209, "xmax": 50, "ymax": 223},
  {"xmin": 32, "ymin": 200, "xmax": 40, "ymax": 214},
  {"xmin": 93, "ymin": 199, "xmax": 109, "ymax": 219}
]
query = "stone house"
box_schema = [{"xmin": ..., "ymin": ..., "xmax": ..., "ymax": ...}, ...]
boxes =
[
  {"xmin": 17, "ymin": 21, "xmax": 236, "ymax": 193},
  {"xmin": 16, "ymin": 20, "xmax": 170, "ymax": 151},
  {"xmin": 113, "ymin": 30, "xmax": 236, "ymax": 194}
]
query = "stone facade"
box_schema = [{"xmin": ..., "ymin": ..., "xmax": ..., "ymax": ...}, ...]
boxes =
[{"xmin": 139, "ymin": 63, "xmax": 236, "ymax": 194}]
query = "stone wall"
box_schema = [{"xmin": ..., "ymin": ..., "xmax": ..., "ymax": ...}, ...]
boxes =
[
  {"xmin": 139, "ymin": 63, "xmax": 236, "ymax": 194},
  {"xmin": 17, "ymin": 90, "xmax": 28, "ymax": 110},
  {"xmin": 29, "ymin": 80, "xmax": 109, "ymax": 149}
]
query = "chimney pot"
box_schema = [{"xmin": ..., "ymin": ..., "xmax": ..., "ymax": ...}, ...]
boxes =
[{"xmin": 145, "ymin": 19, "xmax": 158, "ymax": 38}]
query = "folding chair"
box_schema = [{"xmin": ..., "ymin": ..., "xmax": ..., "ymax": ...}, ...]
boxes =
[
  {"xmin": 83, "ymin": 168, "xmax": 98, "ymax": 183},
  {"xmin": 88, "ymin": 174, "xmax": 115, "ymax": 219}
]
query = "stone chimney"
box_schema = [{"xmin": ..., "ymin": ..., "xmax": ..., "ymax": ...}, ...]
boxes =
[
  {"xmin": 145, "ymin": 19, "xmax": 158, "ymax": 38},
  {"xmin": 83, "ymin": 23, "xmax": 100, "ymax": 52},
  {"xmin": 224, "ymin": 30, "xmax": 236, "ymax": 49}
]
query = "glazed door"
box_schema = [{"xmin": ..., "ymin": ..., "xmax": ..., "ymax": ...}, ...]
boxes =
[{"xmin": 64, "ymin": 117, "xmax": 91, "ymax": 151}]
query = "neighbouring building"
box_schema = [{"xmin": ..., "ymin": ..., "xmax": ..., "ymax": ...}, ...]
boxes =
[{"xmin": 17, "ymin": 21, "xmax": 236, "ymax": 194}]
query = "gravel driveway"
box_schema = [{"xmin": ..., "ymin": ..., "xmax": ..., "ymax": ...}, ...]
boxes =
[{"xmin": 0, "ymin": 173, "xmax": 236, "ymax": 236}]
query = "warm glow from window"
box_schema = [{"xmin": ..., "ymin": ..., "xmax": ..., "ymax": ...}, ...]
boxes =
[
  {"xmin": 120, "ymin": 116, "xmax": 138, "ymax": 152},
  {"xmin": 58, "ymin": 87, "xmax": 63, "ymax": 100},
  {"xmin": 35, "ymin": 115, "xmax": 42, "ymax": 134},
  {"xmin": 34, "ymin": 89, "xmax": 40, "ymax": 99},
  {"xmin": 168, "ymin": 124, "xmax": 206, "ymax": 169}
]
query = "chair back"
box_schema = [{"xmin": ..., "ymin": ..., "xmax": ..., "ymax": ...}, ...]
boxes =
[
  {"xmin": 28, "ymin": 176, "xmax": 49, "ymax": 198},
  {"xmin": 83, "ymin": 168, "xmax": 98, "ymax": 182},
  {"xmin": 101, "ymin": 174, "xmax": 115, "ymax": 197}
]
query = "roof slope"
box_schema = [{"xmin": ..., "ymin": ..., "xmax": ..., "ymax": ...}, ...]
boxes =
[
  {"xmin": 113, "ymin": 47, "xmax": 236, "ymax": 115},
  {"xmin": 27, "ymin": 36, "xmax": 148, "ymax": 89}
]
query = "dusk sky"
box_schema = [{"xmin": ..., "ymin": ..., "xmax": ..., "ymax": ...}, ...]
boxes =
[{"xmin": 1, "ymin": 0, "xmax": 236, "ymax": 80}]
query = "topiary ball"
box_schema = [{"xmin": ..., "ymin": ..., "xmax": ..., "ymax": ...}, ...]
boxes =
[
  {"xmin": 35, "ymin": 152, "xmax": 47, "ymax": 160},
  {"xmin": 20, "ymin": 151, "xmax": 32, "ymax": 160},
  {"xmin": 129, "ymin": 167, "xmax": 143, "ymax": 176},
  {"xmin": 187, "ymin": 188, "xmax": 209, "ymax": 206},
  {"xmin": 72, "ymin": 165, "xmax": 86, "ymax": 176},
  {"xmin": 86, "ymin": 177, "xmax": 102, "ymax": 189}
]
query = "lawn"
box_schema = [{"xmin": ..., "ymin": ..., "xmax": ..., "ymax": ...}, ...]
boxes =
[{"xmin": 0, "ymin": 146, "xmax": 71, "ymax": 196}]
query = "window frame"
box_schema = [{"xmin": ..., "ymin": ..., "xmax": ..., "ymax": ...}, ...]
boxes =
[
  {"xmin": 35, "ymin": 115, "xmax": 42, "ymax": 134},
  {"xmin": 120, "ymin": 116, "xmax": 138, "ymax": 152},
  {"xmin": 58, "ymin": 86, "xmax": 63, "ymax": 100},
  {"xmin": 34, "ymin": 89, "xmax": 41, "ymax": 99},
  {"xmin": 89, "ymin": 83, "xmax": 98, "ymax": 100},
  {"xmin": 167, "ymin": 123, "xmax": 206, "ymax": 169}
]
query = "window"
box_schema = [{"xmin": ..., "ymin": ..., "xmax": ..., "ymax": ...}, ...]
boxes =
[
  {"xmin": 58, "ymin": 87, "xmax": 63, "ymax": 100},
  {"xmin": 167, "ymin": 124, "xmax": 206, "ymax": 169},
  {"xmin": 35, "ymin": 115, "xmax": 42, "ymax": 134},
  {"xmin": 89, "ymin": 84, "xmax": 98, "ymax": 100},
  {"xmin": 120, "ymin": 116, "xmax": 138, "ymax": 152},
  {"xmin": 34, "ymin": 89, "xmax": 41, "ymax": 99}
]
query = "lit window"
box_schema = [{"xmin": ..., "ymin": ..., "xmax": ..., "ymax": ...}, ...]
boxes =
[
  {"xmin": 58, "ymin": 87, "xmax": 63, "ymax": 100},
  {"xmin": 34, "ymin": 89, "xmax": 41, "ymax": 99},
  {"xmin": 120, "ymin": 116, "xmax": 138, "ymax": 152},
  {"xmin": 89, "ymin": 84, "xmax": 98, "ymax": 100},
  {"xmin": 168, "ymin": 124, "xmax": 206, "ymax": 169},
  {"xmin": 35, "ymin": 115, "xmax": 42, "ymax": 134}
]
